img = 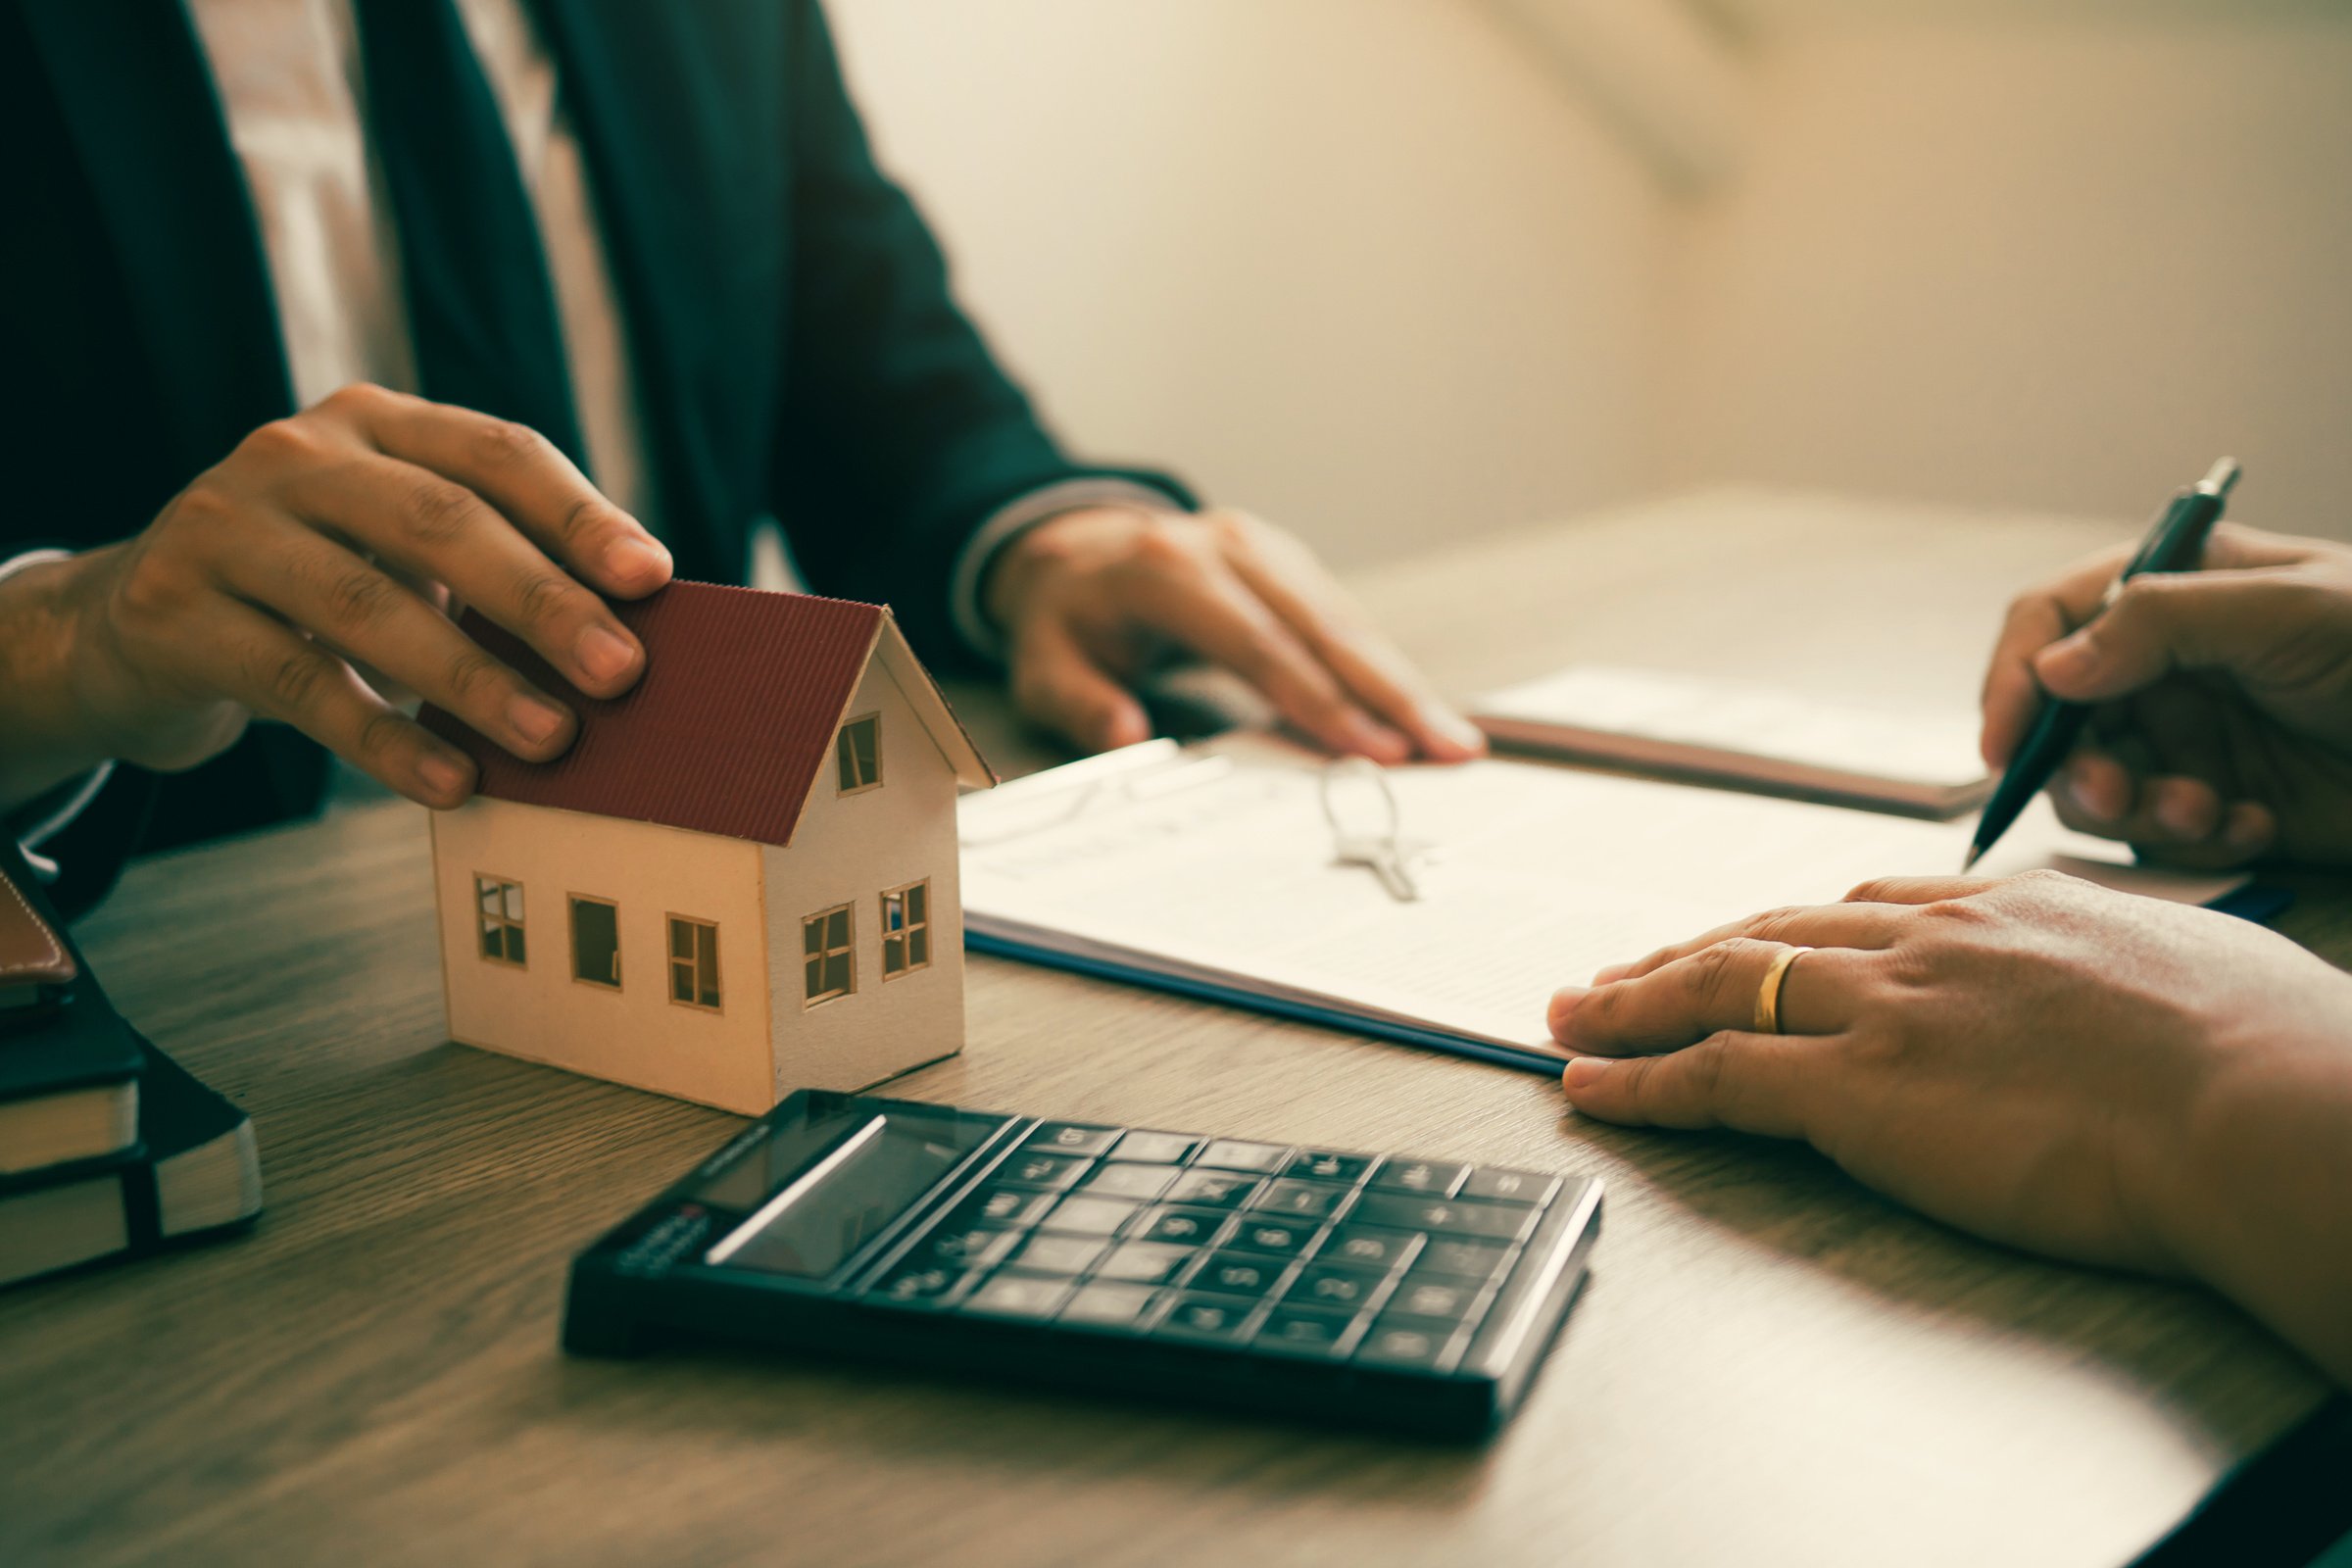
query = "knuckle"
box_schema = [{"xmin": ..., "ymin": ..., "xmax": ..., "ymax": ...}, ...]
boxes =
[
  {"xmin": 355, "ymin": 708, "xmax": 414, "ymax": 767},
  {"xmin": 252, "ymin": 647, "xmax": 332, "ymax": 715},
  {"xmin": 114, "ymin": 546, "xmax": 196, "ymax": 626},
  {"xmin": 443, "ymin": 648, "xmax": 509, "ymax": 707},
  {"xmin": 1844, "ymin": 877, "xmax": 1894, "ymax": 904},
  {"xmin": 558, "ymin": 495, "xmax": 628, "ymax": 547},
  {"xmin": 1687, "ymin": 1038, "xmax": 1732, "ymax": 1104},
  {"xmin": 1128, "ymin": 514, "xmax": 1206, "ymax": 572},
  {"xmin": 1199, "ymin": 508, "xmax": 1259, "ymax": 554},
  {"xmin": 1999, "ymin": 589, "xmax": 2051, "ymax": 631},
  {"xmin": 321, "ymin": 564, "xmax": 399, "ymax": 631},
  {"xmin": 1690, "ymin": 940, "xmax": 1750, "ymax": 1011},
  {"xmin": 399, "ymin": 477, "xmax": 480, "ymax": 546},
  {"xmin": 1747, "ymin": 906, "xmax": 1805, "ymax": 943},
  {"xmin": 470, "ymin": 416, "xmax": 547, "ymax": 470},
  {"xmin": 238, "ymin": 417, "xmax": 319, "ymax": 466},
  {"xmin": 512, "ymin": 570, "xmax": 578, "ymax": 632},
  {"xmin": 2107, "ymin": 574, "xmax": 2180, "ymax": 626},
  {"xmin": 318, "ymin": 381, "xmax": 393, "ymax": 418},
  {"xmin": 164, "ymin": 481, "xmax": 238, "ymax": 534}
]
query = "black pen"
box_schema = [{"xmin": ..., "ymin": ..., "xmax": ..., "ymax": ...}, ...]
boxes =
[{"xmin": 1963, "ymin": 457, "xmax": 2242, "ymax": 871}]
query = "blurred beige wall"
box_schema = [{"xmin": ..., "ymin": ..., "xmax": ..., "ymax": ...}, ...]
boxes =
[
  {"xmin": 829, "ymin": 2, "xmax": 2352, "ymax": 563},
  {"xmin": 826, "ymin": 0, "xmax": 1674, "ymax": 567},
  {"xmin": 1669, "ymin": 15, "xmax": 2352, "ymax": 539}
]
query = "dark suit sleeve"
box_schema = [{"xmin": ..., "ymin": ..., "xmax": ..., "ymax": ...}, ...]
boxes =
[{"xmin": 764, "ymin": 1, "xmax": 1192, "ymax": 664}]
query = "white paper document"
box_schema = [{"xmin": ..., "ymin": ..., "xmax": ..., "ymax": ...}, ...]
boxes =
[{"xmin": 957, "ymin": 734, "xmax": 2247, "ymax": 1063}]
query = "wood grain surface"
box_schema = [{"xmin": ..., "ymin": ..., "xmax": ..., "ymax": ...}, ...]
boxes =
[{"xmin": 2, "ymin": 490, "xmax": 2339, "ymax": 1568}]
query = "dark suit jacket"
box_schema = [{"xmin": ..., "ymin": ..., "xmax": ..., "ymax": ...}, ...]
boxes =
[{"xmin": 5, "ymin": 0, "xmax": 1189, "ymax": 913}]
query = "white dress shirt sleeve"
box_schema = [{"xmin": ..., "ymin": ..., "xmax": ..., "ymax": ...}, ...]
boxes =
[{"xmin": 0, "ymin": 549, "xmax": 116, "ymax": 875}]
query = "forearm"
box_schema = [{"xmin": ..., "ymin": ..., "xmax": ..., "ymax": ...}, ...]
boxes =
[
  {"xmin": 2165, "ymin": 1030, "xmax": 2352, "ymax": 1383},
  {"xmin": 0, "ymin": 554, "xmax": 111, "ymax": 813}
]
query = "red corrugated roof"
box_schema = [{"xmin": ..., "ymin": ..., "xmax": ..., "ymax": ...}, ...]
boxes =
[{"xmin": 420, "ymin": 582, "xmax": 892, "ymax": 848}]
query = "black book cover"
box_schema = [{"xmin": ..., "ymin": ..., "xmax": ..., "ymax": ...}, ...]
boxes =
[
  {"xmin": 0, "ymin": 1031, "xmax": 260, "ymax": 1288},
  {"xmin": 0, "ymin": 840, "xmax": 143, "ymax": 1105},
  {"xmin": 133, "ymin": 1033, "xmax": 260, "ymax": 1237}
]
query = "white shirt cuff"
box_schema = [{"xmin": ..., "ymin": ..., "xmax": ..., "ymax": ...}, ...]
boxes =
[
  {"xmin": 1, "ymin": 549, "xmax": 114, "ymax": 877},
  {"xmin": 948, "ymin": 478, "xmax": 1186, "ymax": 661}
]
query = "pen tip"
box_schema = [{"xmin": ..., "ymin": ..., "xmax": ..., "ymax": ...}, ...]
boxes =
[{"xmin": 1961, "ymin": 847, "xmax": 1983, "ymax": 873}]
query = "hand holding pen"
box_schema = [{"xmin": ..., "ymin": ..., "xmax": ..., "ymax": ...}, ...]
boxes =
[{"xmin": 1974, "ymin": 474, "xmax": 2352, "ymax": 872}]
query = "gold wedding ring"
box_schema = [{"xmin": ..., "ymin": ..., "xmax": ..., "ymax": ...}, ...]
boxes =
[{"xmin": 1753, "ymin": 946, "xmax": 1813, "ymax": 1036}]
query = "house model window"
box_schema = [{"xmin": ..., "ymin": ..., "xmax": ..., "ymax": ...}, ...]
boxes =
[
  {"xmin": 836, "ymin": 713, "xmax": 881, "ymax": 794},
  {"xmin": 475, "ymin": 876, "xmax": 525, "ymax": 965},
  {"xmin": 668, "ymin": 916, "xmax": 721, "ymax": 1010},
  {"xmin": 880, "ymin": 880, "xmax": 930, "ymax": 978},
  {"xmin": 803, "ymin": 904, "xmax": 856, "ymax": 1004},
  {"xmin": 570, "ymin": 896, "xmax": 620, "ymax": 989}
]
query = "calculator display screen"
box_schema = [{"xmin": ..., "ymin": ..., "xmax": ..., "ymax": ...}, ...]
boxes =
[{"xmin": 698, "ymin": 1099, "xmax": 998, "ymax": 1280}]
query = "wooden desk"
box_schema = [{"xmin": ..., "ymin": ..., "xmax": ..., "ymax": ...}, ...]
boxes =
[{"xmin": 2, "ymin": 491, "xmax": 2336, "ymax": 1567}]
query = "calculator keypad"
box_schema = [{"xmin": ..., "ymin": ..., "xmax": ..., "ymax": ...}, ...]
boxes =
[{"xmin": 852, "ymin": 1119, "xmax": 1577, "ymax": 1377}]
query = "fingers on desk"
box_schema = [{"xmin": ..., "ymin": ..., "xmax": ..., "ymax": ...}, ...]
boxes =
[
  {"xmin": 1560, "ymin": 1032, "xmax": 1818, "ymax": 1139},
  {"xmin": 1587, "ymin": 903, "xmax": 1909, "ymax": 989},
  {"xmin": 1551, "ymin": 937, "xmax": 1862, "ymax": 1055}
]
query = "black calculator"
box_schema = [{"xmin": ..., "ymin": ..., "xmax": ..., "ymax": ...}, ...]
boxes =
[{"xmin": 564, "ymin": 1091, "xmax": 1603, "ymax": 1439}]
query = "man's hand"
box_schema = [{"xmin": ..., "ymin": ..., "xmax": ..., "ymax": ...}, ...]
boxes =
[
  {"xmin": 1981, "ymin": 523, "xmax": 2352, "ymax": 868},
  {"xmin": 0, "ymin": 383, "xmax": 671, "ymax": 811},
  {"xmin": 1546, "ymin": 872, "xmax": 2352, "ymax": 1379},
  {"xmin": 982, "ymin": 506, "xmax": 1485, "ymax": 762}
]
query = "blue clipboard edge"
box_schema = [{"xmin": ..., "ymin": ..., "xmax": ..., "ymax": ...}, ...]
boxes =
[
  {"xmin": 968, "ymin": 883, "xmax": 2293, "ymax": 1084},
  {"xmin": 963, "ymin": 930, "xmax": 1570, "ymax": 1078}
]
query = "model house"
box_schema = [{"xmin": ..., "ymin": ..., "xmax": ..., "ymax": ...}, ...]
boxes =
[{"xmin": 418, "ymin": 584, "xmax": 994, "ymax": 1114}]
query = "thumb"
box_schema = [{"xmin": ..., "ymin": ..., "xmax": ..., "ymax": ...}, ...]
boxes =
[
  {"xmin": 2034, "ymin": 569, "xmax": 2312, "ymax": 702},
  {"xmin": 1007, "ymin": 624, "xmax": 1151, "ymax": 754}
]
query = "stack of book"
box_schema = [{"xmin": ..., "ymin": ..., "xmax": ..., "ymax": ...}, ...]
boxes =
[{"xmin": 1, "ymin": 840, "xmax": 262, "ymax": 1289}]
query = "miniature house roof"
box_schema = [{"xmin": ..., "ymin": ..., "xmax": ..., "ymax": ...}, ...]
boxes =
[{"xmin": 419, "ymin": 582, "xmax": 994, "ymax": 849}]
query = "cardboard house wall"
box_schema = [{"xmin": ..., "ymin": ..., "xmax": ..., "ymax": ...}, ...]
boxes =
[{"xmin": 421, "ymin": 585, "xmax": 986, "ymax": 1115}]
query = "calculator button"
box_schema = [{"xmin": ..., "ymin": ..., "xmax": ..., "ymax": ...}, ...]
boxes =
[
  {"xmin": 962, "ymin": 1274, "xmax": 1075, "ymax": 1318},
  {"xmin": 916, "ymin": 1224, "xmax": 1021, "ymax": 1270},
  {"xmin": 1036, "ymin": 1197, "xmax": 1142, "ymax": 1236},
  {"xmin": 1289, "ymin": 1262, "xmax": 1393, "ymax": 1312},
  {"xmin": 1354, "ymin": 1315, "xmax": 1463, "ymax": 1371},
  {"xmin": 1153, "ymin": 1294, "xmax": 1258, "ymax": 1345},
  {"xmin": 1058, "ymin": 1282, "xmax": 1161, "ymax": 1329},
  {"xmin": 999, "ymin": 1151, "xmax": 1092, "ymax": 1190},
  {"xmin": 1460, "ymin": 1167, "xmax": 1560, "ymax": 1205},
  {"xmin": 1319, "ymin": 1224, "xmax": 1425, "ymax": 1272},
  {"xmin": 966, "ymin": 1188, "xmax": 1057, "ymax": 1227},
  {"xmin": 1081, "ymin": 1162, "xmax": 1178, "ymax": 1201},
  {"xmin": 1191, "ymin": 1250, "xmax": 1288, "ymax": 1298},
  {"xmin": 1024, "ymin": 1123, "xmax": 1121, "ymax": 1157},
  {"xmin": 1370, "ymin": 1159, "xmax": 1466, "ymax": 1197},
  {"xmin": 1391, "ymin": 1277, "xmax": 1483, "ymax": 1320},
  {"xmin": 1095, "ymin": 1242, "xmax": 1196, "ymax": 1285},
  {"xmin": 1134, "ymin": 1207, "xmax": 1231, "ymax": 1248},
  {"xmin": 1193, "ymin": 1139, "xmax": 1292, "ymax": 1173},
  {"xmin": 1005, "ymin": 1234, "xmax": 1108, "ymax": 1277},
  {"xmin": 1164, "ymin": 1169, "xmax": 1262, "ymax": 1208},
  {"xmin": 1285, "ymin": 1152, "xmax": 1373, "ymax": 1184},
  {"xmin": 1252, "ymin": 1305, "xmax": 1362, "ymax": 1358},
  {"xmin": 1248, "ymin": 1179, "xmax": 1354, "ymax": 1219},
  {"xmin": 1417, "ymin": 1237, "xmax": 1513, "ymax": 1283},
  {"xmin": 1227, "ymin": 1215, "xmax": 1320, "ymax": 1257},
  {"xmin": 1353, "ymin": 1193, "xmax": 1535, "ymax": 1242},
  {"xmin": 869, "ymin": 1262, "xmax": 967, "ymax": 1305},
  {"xmin": 1110, "ymin": 1130, "xmax": 1198, "ymax": 1164}
]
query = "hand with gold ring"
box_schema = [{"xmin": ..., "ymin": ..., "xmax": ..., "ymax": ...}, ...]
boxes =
[{"xmin": 1543, "ymin": 869, "xmax": 2352, "ymax": 1384}]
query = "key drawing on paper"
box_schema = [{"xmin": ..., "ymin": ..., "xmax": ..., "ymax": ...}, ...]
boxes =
[{"xmin": 958, "ymin": 733, "xmax": 2246, "ymax": 1056}]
